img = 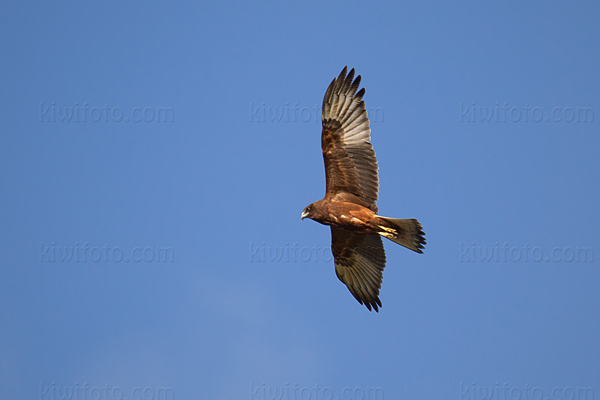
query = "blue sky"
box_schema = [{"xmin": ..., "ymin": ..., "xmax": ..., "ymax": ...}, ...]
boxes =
[{"xmin": 1, "ymin": 1, "xmax": 599, "ymax": 399}]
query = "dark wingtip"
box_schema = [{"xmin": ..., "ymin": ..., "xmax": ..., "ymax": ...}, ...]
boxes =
[
  {"xmin": 361, "ymin": 297, "xmax": 382, "ymax": 312},
  {"xmin": 372, "ymin": 298, "xmax": 381, "ymax": 312},
  {"xmin": 352, "ymin": 293, "xmax": 382, "ymax": 312},
  {"xmin": 356, "ymin": 87, "xmax": 366, "ymax": 99},
  {"xmin": 338, "ymin": 66, "xmax": 348, "ymax": 81}
]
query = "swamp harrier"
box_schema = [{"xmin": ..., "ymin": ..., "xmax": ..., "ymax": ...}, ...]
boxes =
[{"xmin": 301, "ymin": 66, "xmax": 426, "ymax": 312}]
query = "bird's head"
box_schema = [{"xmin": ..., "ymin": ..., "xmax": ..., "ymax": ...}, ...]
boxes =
[{"xmin": 301, "ymin": 204, "xmax": 314, "ymax": 220}]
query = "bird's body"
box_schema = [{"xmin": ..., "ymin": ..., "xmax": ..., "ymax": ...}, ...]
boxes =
[
  {"xmin": 303, "ymin": 196, "xmax": 376, "ymax": 231},
  {"xmin": 301, "ymin": 66, "xmax": 426, "ymax": 312}
]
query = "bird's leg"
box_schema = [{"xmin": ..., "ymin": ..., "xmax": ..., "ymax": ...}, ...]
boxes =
[{"xmin": 377, "ymin": 224, "xmax": 399, "ymax": 238}]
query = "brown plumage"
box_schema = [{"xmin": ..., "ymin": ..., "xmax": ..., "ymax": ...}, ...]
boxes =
[{"xmin": 301, "ymin": 66, "xmax": 426, "ymax": 312}]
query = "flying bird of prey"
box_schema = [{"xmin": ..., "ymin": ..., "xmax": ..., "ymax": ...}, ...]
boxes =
[{"xmin": 301, "ymin": 66, "xmax": 425, "ymax": 312}]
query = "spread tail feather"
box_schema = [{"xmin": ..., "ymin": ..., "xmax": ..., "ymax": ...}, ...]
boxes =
[{"xmin": 377, "ymin": 217, "xmax": 426, "ymax": 253}]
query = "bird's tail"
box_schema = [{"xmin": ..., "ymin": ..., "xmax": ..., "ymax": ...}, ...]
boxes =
[{"xmin": 376, "ymin": 217, "xmax": 426, "ymax": 254}]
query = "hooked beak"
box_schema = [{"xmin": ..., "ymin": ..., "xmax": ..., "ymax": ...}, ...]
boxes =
[{"xmin": 301, "ymin": 209, "xmax": 309, "ymax": 220}]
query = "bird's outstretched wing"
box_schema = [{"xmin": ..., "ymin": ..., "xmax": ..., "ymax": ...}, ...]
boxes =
[
  {"xmin": 331, "ymin": 227, "xmax": 386, "ymax": 312},
  {"xmin": 321, "ymin": 66, "xmax": 379, "ymax": 211}
]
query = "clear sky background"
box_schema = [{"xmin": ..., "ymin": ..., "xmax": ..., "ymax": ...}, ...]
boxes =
[{"xmin": 1, "ymin": 1, "xmax": 599, "ymax": 400}]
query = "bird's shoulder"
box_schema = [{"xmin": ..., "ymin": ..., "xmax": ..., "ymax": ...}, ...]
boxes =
[{"xmin": 327, "ymin": 192, "xmax": 377, "ymax": 212}]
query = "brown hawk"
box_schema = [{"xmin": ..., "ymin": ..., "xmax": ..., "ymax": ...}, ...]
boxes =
[{"xmin": 301, "ymin": 66, "xmax": 426, "ymax": 312}]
